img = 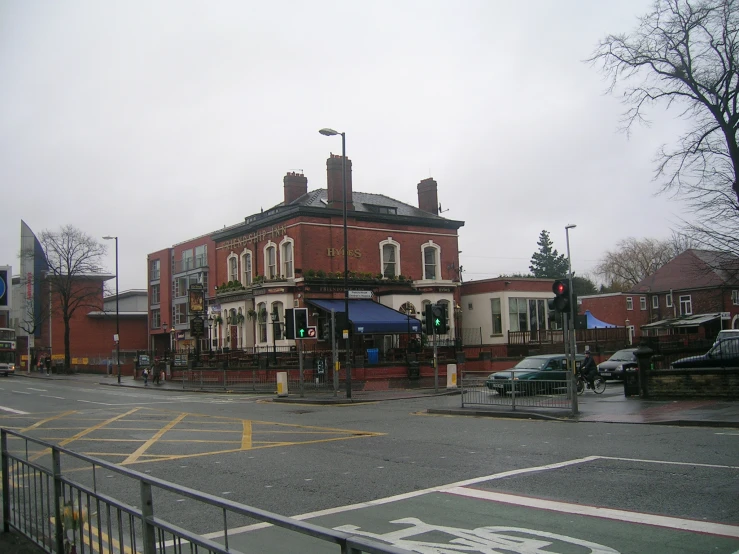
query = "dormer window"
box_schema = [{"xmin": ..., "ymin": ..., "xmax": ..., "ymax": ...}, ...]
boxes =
[{"xmin": 365, "ymin": 204, "xmax": 397, "ymax": 215}]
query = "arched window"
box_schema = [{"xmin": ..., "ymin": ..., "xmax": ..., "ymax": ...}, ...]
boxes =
[
  {"xmin": 421, "ymin": 241, "xmax": 441, "ymax": 281},
  {"xmin": 264, "ymin": 243, "xmax": 277, "ymax": 280},
  {"xmin": 379, "ymin": 238, "xmax": 401, "ymax": 278},
  {"xmin": 241, "ymin": 251, "xmax": 253, "ymax": 286},
  {"xmin": 280, "ymin": 238, "xmax": 294, "ymax": 279},
  {"xmin": 227, "ymin": 254, "xmax": 239, "ymax": 283},
  {"xmin": 257, "ymin": 302, "xmax": 268, "ymax": 343},
  {"xmin": 400, "ymin": 302, "xmax": 416, "ymax": 316}
]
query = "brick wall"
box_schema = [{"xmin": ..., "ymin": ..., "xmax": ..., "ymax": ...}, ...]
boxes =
[{"xmin": 647, "ymin": 369, "xmax": 739, "ymax": 398}]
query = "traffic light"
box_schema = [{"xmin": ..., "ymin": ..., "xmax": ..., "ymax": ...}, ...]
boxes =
[
  {"xmin": 552, "ymin": 280, "xmax": 570, "ymax": 313},
  {"xmin": 431, "ymin": 304, "xmax": 448, "ymax": 334},
  {"xmin": 335, "ymin": 312, "xmax": 350, "ymax": 340},
  {"xmin": 284, "ymin": 309, "xmax": 294, "ymax": 339},
  {"xmin": 423, "ymin": 304, "xmax": 433, "ymax": 334},
  {"xmin": 293, "ymin": 308, "xmax": 309, "ymax": 339},
  {"xmin": 547, "ymin": 298, "xmax": 557, "ymax": 322}
]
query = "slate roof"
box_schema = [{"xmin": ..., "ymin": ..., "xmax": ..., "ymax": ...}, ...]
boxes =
[
  {"xmin": 287, "ymin": 188, "xmax": 448, "ymax": 220},
  {"xmin": 631, "ymin": 249, "xmax": 739, "ymax": 293}
]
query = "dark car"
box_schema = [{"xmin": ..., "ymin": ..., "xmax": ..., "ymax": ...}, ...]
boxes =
[
  {"xmin": 485, "ymin": 354, "xmax": 584, "ymax": 395},
  {"xmin": 670, "ymin": 337, "xmax": 739, "ymax": 369},
  {"xmin": 597, "ymin": 348, "xmax": 638, "ymax": 381}
]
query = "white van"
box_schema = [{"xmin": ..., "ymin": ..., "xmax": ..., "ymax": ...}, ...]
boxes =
[{"xmin": 714, "ymin": 329, "xmax": 739, "ymax": 345}]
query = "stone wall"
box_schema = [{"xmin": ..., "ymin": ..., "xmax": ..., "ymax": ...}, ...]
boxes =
[{"xmin": 647, "ymin": 368, "xmax": 739, "ymax": 398}]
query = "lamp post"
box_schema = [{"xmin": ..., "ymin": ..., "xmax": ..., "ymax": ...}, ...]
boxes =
[
  {"xmin": 162, "ymin": 321, "xmax": 167, "ymax": 359},
  {"xmin": 102, "ymin": 236, "xmax": 120, "ymax": 383},
  {"xmin": 319, "ymin": 127, "xmax": 351, "ymax": 399},
  {"xmin": 207, "ymin": 316, "xmax": 213, "ymax": 357},
  {"xmin": 565, "ymin": 224, "xmax": 577, "ymax": 414}
]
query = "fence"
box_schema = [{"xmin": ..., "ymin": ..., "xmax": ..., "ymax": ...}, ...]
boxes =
[
  {"xmin": 1, "ymin": 429, "xmax": 411, "ymax": 554},
  {"xmin": 460, "ymin": 370, "xmax": 575, "ymax": 412},
  {"xmin": 179, "ymin": 367, "xmax": 335, "ymax": 393}
]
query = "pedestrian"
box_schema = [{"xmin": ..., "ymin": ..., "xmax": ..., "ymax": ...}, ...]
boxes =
[
  {"xmin": 143, "ymin": 367, "xmax": 149, "ymax": 386},
  {"xmin": 106, "ymin": 358, "xmax": 113, "ymax": 377},
  {"xmin": 44, "ymin": 355, "xmax": 52, "ymax": 376},
  {"xmin": 152, "ymin": 364, "xmax": 160, "ymax": 385}
]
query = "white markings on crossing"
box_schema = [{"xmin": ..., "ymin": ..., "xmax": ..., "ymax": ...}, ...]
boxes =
[
  {"xmin": 41, "ymin": 395, "xmax": 65, "ymax": 400},
  {"xmin": 444, "ymin": 488, "xmax": 739, "ymax": 539},
  {"xmin": 27, "ymin": 387, "xmax": 48, "ymax": 392},
  {"xmin": 0, "ymin": 405, "xmax": 30, "ymax": 414}
]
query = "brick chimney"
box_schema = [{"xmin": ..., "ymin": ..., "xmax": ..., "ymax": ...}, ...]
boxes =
[
  {"xmin": 283, "ymin": 172, "xmax": 308, "ymax": 205},
  {"xmin": 326, "ymin": 154, "xmax": 354, "ymax": 210},
  {"xmin": 417, "ymin": 178, "xmax": 439, "ymax": 215}
]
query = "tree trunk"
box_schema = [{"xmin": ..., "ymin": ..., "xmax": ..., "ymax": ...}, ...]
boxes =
[{"xmin": 64, "ymin": 317, "xmax": 71, "ymax": 370}]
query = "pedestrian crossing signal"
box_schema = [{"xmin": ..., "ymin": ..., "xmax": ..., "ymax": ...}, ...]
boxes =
[{"xmin": 294, "ymin": 308, "xmax": 309, "ymax": 338}]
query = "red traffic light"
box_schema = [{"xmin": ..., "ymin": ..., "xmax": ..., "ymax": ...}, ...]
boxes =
[{"xmin": 553, "ymin": 280, "xmax": 568, "ymax": 295}]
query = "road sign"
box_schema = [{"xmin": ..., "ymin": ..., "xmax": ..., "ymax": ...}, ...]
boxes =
[
  {"xmin": 348, "ymin": 290, "xmax": 373, "ymax": 299},
  {"xmin": 307, "ymin": 326, "xmax": 317, "ymax": 338}
]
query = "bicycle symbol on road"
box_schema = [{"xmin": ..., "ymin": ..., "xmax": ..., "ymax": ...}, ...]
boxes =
[{"xmin": 335, "ymin": 517, "xmax": 620, "ymax": 554}]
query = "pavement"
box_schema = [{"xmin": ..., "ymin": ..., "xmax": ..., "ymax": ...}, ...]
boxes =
[{"xmin": 10, "ymin": 370, "xmax": 739, "ymax": 428}]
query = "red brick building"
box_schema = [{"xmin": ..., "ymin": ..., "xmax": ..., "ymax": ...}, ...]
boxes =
[
  {"xmin": 149, "ymin": 155, "xmax": 464, "ymax": 359},
  {"xmin": 579, "ymin": 292, "xmax": 648, "ymax": 343}
]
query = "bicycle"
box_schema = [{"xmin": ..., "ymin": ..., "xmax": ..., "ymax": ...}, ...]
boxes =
[{"xmin": 576, "ymin": 373, "xmax": 606, "ymax": 395}]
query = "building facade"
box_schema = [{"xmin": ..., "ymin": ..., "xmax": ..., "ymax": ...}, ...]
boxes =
[{"xmin": 149, "ymin": 155, "xmax": 464, "ymax": 358}]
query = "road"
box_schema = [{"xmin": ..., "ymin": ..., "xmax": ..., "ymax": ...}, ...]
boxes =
[{"xmin": 1, "ymin": 377, "xmax": 738, "ymax": 553}]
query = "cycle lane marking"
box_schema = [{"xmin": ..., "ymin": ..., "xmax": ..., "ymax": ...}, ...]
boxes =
[{"xmin": 444, "ymin": 487, "xmax": 739, "ymax": 539}]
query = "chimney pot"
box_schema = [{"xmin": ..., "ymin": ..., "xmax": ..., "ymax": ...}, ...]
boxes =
[{"xmin": 417, "ymin": 178, "xmax": 439, "ymax": 215}]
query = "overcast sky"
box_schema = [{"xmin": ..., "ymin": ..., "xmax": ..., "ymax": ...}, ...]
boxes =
[{"xmin": 0, "ymin": 0, "xmax": 693, "ymax": 293}]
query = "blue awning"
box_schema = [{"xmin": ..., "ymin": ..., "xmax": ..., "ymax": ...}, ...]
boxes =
[
  {"xmin": 307, "ymin": 299, "xmax": 421, "ymax": 334},
  {"xmin": 585, "ymin": 310, "xmax": 619, "ymax": 329}
]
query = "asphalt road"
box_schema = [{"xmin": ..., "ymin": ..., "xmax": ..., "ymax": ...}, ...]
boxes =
[{"xmin": 1, "ymin": 377, "xmax": 738, "ymax": 553}]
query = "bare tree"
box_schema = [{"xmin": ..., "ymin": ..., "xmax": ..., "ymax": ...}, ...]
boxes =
[
  {"xmin": 590, "ymin": 0, "xmax": 739, "ymax": 255},
  {"xmin": 39, "ymin": 225, "xmax": 107, "ymax": 370},
  {"xmin": 595, "ymin": 237, "xmax": 689, "ymax": 288}
]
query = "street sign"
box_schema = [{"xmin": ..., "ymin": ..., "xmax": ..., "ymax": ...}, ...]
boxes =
[
  {"xmin": 307, "ymin": 326, "xmax": 317, "ymax": 338},
  {"xmin": 191, "ymin": 316, "xmax": 205, "ymax": 337},
  {"xmin": 721, "ymin": 312, "xmax": 731, "ymax": 320},
  {"xmin": 348, "ymin": 290, "xmax": 373, "ymax": 299}
]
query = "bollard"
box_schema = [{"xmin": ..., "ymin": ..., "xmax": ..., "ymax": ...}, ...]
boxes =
[
  {"xmin": 446, "ymin": 364, "xmax": 457, "ymax": 389},
  {"xmin": 635, "ymin": 343, "xmax": 653, "ymax": 398},
  {"xmin": 276, "ymin": 372, "xmax": 288, "ymax": 397}
]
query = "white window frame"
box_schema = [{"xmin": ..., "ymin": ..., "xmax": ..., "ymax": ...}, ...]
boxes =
[
  {"xmin": 174, "ymin": 303, "xmax": 188, "ymax": 325},
  {"xmin": 652, "ymin": 296, "xmax": 659, "ymax": 309},
  {"xmin": 264, "ymin": 242, "xmax": 277, "ymax": 280},
  {"xmin": 279, "ymin": 237, "xmax": 295, "ymax": 279},
  {"xmin": 151, "ymin": 308, "xmax": 160, "ymax": 331},
  {"xmin": 679, "ymin": 295, "xmax": 692, "ymax": 316},
  {"xmin": 666, "ymin": 293, "xmax": 673, "ymax": 307},
  {"xmin": 241, "ymin": 250, "xmax": 253, "ymax": 286},
  {"xmin": 379, "ymin": 237, "xmax": 401, "ymax": 278},
  {"xmin": 640, "ymin": 297, "xmax": 647, "ymax": 310},
  {"xmin": 421, "ymin": 241, "xmax": 441, "ymax": 281},
  {"xmin": 227, "ymin": 253, "xmax": 239, "ymax": 283},
  {"xmin": 732, "ymin": 290, "xmax": 739, "ymax": 306},
  {"xmin": 271, "ymin": 301, "xmax": 284, "ymax": 341},
  {"xmin": 257, "ymin": 302, "xmax": 268, "ymax": 343},
  {"xmin": 490, "ymin": 298, "xmax": 502, "ymax": 335},
  {"xmin": 626, "ymin": 297, "xmax": 633, "ymax": 311},
  {"xmin": 150, "ymin": 259, "xmax": 160, "ymax": 281}
]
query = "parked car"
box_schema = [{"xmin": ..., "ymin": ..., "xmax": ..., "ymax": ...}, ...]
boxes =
[
  {"xmin": 597, "ymin": 348, "xmax": 638, "ymax": 381},
  {"xmin": 485, "ymin": 354, "xmax": 584, "ymax": 395},
  {"xmin": 670, "ymin": 337, "xmax": 739, "ymax": 369},
  {"xmin": 0, "ymin": 361, "xmax": 15, "ymax": 377}
]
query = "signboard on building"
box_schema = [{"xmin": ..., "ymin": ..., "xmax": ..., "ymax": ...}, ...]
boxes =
[
  {"xmin": 721, "ymin": 312, "xmax": 731, "ymax": 320},
  {"xmin": 0, "ymin": 267, "xmax": 8, "ymax": 308},
  {"xmin": 189, "ymin": 284, "xmax": 204, "ymax": 313},
  {"xmin": 191, "ymin": 316, "xmax": 205, "ymax": 337}
]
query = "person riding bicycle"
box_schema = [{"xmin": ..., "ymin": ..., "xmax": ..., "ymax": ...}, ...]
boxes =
[{"xmin": 580, "ymin": 350, "xmax": 598, "ymax": 390}]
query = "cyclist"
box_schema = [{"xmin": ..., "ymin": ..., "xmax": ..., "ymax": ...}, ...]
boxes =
[{"xmin": 580, "ymin": 350, "xmax": 598, "ymax": 390}]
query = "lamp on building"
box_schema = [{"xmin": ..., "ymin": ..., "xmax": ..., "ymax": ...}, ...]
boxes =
[
  {"xmin": 102, "ymin": 236, "xmax": 120, "ymax": 384},
  {"xmin": 319, "ymin": 127, "xmax": 352, "ymax": 399},
  {"xmin": 170, "ymin": 325, "xmax": 176, "ymax": 355}
]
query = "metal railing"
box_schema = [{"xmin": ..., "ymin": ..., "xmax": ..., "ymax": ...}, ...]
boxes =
[
  {"xmin": 460, "ymin": 371, "xmax": 574, "ymax": 412},
  {"xmin": 180, "ymin": 368, "xmax": 334, "ymax": 392},
  {"xmin": 1, "ymin": 429, "xmax": 412, "ymax": 554}
]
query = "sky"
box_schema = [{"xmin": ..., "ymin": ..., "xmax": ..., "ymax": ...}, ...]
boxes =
[{"xmin": 0, "ymin": 0, "xmax": 694, "ymax": 293}]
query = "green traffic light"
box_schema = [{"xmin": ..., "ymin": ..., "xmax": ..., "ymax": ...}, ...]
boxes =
[{"xmin": 299, "ymin": 329, "xmax": 305, "ymax": 337}]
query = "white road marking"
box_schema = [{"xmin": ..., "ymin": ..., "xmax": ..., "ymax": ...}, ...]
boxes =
[
  {"xmin": 444, "ymin": 488, "xmax": 739, "ymax": 539},
  {"xmin": 41, "ymin": 395, "xmax": 65, "ymax": 400},
  {"xmin": 0, "ymin": 406, "xmax": 30, "ymax": 414},
  {"xmin": 201, "ymin": 456, "xmax": 601, "ymax": 538},
  {"xmin": 27, "ymin": 388, "xmax": 47, "ymax": 392},
  {"xmin": 12, "ymin": 391, "xmax": 30, "ymax": 395}
]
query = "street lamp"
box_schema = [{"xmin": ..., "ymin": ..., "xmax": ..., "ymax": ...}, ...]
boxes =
[
  {"xmin": 102, "ymin": 236, "xmax": 120, "ymax": 384},
  {"xmin": 207, "ymin": 316, "xmax": 213, "ymax": 356},
  {"xmin": 319, "ymin": 127, "xmax": 352, "ymax": 399},
  {"xmin": 565, "ymin": 224, "xmax": 577, "ymax": 413},
  {"xmin": 162, "ymin": 321, "xmax": 167, "ymax": 359}
]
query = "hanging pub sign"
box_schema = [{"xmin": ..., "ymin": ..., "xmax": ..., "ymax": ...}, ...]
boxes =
[
  {"xmin": 189, "ymin": 284, "xmax": 204, "ymax": 313},
  {"xmin": 191, "ymin": 315, "xmax": 205, "ymax": 337}
]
